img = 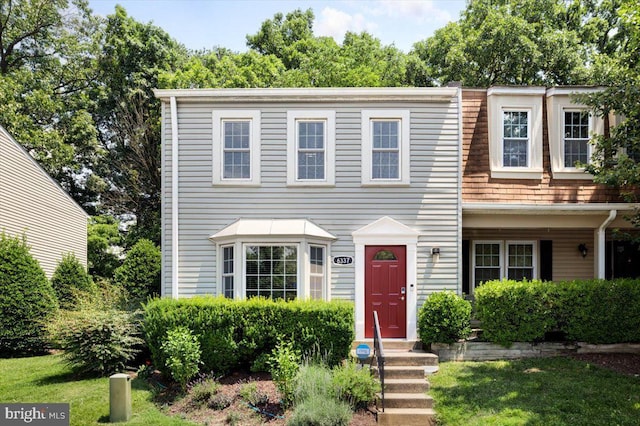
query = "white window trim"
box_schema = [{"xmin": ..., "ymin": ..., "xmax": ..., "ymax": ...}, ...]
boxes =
[
  {"xmin": 287, "ymin": 110, "xmax": 336, "ymax": 186},
  {"xmin": 546, "ymin": 93, "xmax": 602, "ymax": 180},
  {"xmin": 215, "ymin": 238, "xmax": 331, "ymax": 300},
  {"xmin": 361, "ymin": 110, "xmax": 411, "ymax": 186},
  {"xmin": 212, "ymin": 110, "xmax": 261, "ymax": 186},
  {"xmin": 487, "ymin": 89, "xmax": 544, "ymax": 179},
  {"xmin": 562, "ymin": 109, "xmax": 592, "ymax": 170},
  {"xmin": 471, "ymin": 240, "xmax": 538, "ymax": 293},
  {"xmin": 220, "ymin": 244, "xmax": 235, "ymax": 298}
]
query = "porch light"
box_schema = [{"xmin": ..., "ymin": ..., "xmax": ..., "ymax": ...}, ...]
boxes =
[{"xmin": 578, "ymin": 243, "xmax": 588, "ymax": 258}]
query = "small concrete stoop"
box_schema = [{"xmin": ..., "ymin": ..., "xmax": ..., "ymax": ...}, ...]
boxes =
[{"xmin": 354, "ymin": 341, "xmax": 438, "ymax": 426}]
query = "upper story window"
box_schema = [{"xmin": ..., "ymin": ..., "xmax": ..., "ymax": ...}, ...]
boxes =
[
  {"xmin": 502, "ymin": 111, "xmax": 530, "ymax": 167},
  {"xmin": 212, "ymin": 110, "xmax": 261, "ymax": 186},
  {"xmin": 361, "ymin": 110, "xmax": 411, "ymax": 186},
  {"xmin": 563, "ymin": 110, "xmax": 590, "ymax": 168},
  {"xmin": 487, "ymin": 87, "xmax": 545, "ymax": 179},
  {"xmin": 287, "ymin": 110, "xmax": 335, "ymax": 186},
  {"xmin": 546, "ymin": 88, "xmax": 604, "ymax": 180}
]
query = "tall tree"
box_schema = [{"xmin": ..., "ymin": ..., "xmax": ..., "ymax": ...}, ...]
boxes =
[
  {"xmin": 91, "ymin": 5, "xmax": 187, "ymax": 245},
  {"xmin": 411, "ymin": 0, "xmax": 595, "ymax": 86},
  {"xmin": 578, "ymin": 0, "xmax": 640, "ymax": 228},
  {"xmin": 0, "ymin": 0, "xmax": 101, "ymax": 209}
]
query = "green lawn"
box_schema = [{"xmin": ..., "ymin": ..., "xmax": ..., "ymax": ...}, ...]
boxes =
[
  {"xmin": 429, "ymin": 357, "xmax": 640, "ymax": 426},
  {"xmin": 0, "ymin": 354, "xmax": 193, "ymax": 425}
]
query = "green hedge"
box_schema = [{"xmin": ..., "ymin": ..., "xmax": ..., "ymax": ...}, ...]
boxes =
[
  {"xmin": 475, "ymin": 279, "xmax": 640, "ymax": 346},
  {"xmin": 143, "ymin": 297, "xmax": 354, "ymax": 374},
  {"xmin": 418, "ymin": 291, "xmax": 472, "ymax": 344}
]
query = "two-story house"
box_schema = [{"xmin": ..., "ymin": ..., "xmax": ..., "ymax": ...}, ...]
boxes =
[
  {"xmin": 154, "ymin": 87, "xmax": 462, "ymax": 340},
  {"xmin": 155, "ymin": 86, "xmax": 638, "ymax": 340}
]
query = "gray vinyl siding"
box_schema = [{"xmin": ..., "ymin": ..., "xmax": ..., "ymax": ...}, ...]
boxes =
[
  {"xmin": 161, "ymin": 97, "xmax": 460, "ymax": 303},
  {"xmin": 0, "ymin": 127, "xmax": 87, "ymax": 278}
]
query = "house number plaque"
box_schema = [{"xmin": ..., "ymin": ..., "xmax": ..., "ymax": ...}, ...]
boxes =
[{"xmin": 332, "ymin": 256, "xmax": 354, "ymax": 265}]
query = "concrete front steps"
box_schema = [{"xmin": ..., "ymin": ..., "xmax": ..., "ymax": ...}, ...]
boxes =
[{"xmin": 352, "ymin": 341, "xmax": 438, "ymax": 426}]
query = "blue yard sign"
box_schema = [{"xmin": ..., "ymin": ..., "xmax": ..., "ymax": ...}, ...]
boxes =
[{"xmin": 355, "ymin": 343, "xmax": 371, "ymax": 360}]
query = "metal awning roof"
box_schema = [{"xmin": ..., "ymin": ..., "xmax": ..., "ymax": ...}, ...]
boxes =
[{"xmin": 209, "ymin": 219, "xmax": 337, "ymax": 241}]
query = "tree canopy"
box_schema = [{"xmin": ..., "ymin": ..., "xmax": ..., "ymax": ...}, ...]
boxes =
[{"xmin": 1, "ymin": 0, "xmax": 638, "ymax": 274}]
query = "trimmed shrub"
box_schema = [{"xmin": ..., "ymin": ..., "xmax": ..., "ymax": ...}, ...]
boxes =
[
  {"xmin": 418, "ymin": 291, "xmax": 472, "ymax": 344},
  {"xmin": 553, "ymin": 279, "xmax": 640, "ymax": 344},
  {"xmin": 51, "ymin": 253, "xmax": 95, "ymax": 309},
  {"xmin": 161, "ymin": 326, "xmax": 202, "ymax": 391},
  {"xmin": 143, "ymin": 297, "xmax": 354, "ymax": 375},
  {"xmin": 114, "ymin": 238, "xmax": 160, "ymax": 299},
  {"xmin": 0, "ymin": 233, "xmax": 58, "ymax": 355},
  {"xmin": 475, "ymin": 280, "xmax": 555, "ymax": 347},
  {"xmin": 332, "ymin": 360, "xmax": 380, "ymax": 409},
  {"xmin": 47, "ymin": 303, "xmax": 144, "ymax": 376}
]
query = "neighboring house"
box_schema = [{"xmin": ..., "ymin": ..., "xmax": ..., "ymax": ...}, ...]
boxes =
[
  {"xmin": 0, "ymin": 125, "xmax": 88, "ymax": 278},
  {"xmin": 155, "ymin": 86, "xmax": 638, "ymax": 340},
  {"xmin": 462, "ymin": 86, "xmax": 638, "ymax": 295},
  {"xmin": 154, "ymin": 87, "xmax": 462, "ymax": 340}
]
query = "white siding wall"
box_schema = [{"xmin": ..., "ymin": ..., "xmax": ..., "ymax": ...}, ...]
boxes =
[
  {"xmin": 161, "ymin": 96, "xmax": 461, "ymax": 305},
  {"xmin": 0, "ymin": 128, "xmax": 87, "ymax": 278}
]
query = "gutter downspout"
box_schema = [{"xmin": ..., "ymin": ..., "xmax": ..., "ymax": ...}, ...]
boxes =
[
  {"xmin": 170, "ymin": 96, "xmax": 179, "ymax": 299},
  {"xmin": 596, "ymin": 210, "xmax": 616, "ymax": 279}
]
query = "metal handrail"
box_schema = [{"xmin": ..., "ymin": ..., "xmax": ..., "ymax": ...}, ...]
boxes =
[{"xmin": 372, "ymin": 311, "xmax": 385, "ymax": 413}]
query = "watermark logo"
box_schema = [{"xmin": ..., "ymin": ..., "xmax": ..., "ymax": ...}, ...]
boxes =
[{"xmin": 1, "ymin": 404, "xmax": 69, "ymax": 425}]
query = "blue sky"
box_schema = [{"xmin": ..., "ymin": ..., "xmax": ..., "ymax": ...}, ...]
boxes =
[{"xmin": 87, "ymin": 0, "xmax": 466, "ymax": 53}]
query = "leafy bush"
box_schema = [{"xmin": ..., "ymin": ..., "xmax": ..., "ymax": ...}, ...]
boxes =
[
  {"xmin": 0, "ymin": 233, "xmax": 58, "ymax": 355},
  {"xmin": 161, "ymin": 326, "xmax": 202, "ymax": 391},
  {"xmin": 332, "ymin": 360, "xmax": 380, "ymax": 409},
  {"xmin": 268, "ymin": 339, "xmax": 300, "ymax": 406},
  {"xmin": 208, "ymin": 393, "xmax": 233, "ymax": 410},
  {"xmin": 143, "ymin": 296, "xmax": 354, "ymax": 375},
  {"xmin": 552, "ymin": 279, "xmax": 640, "ymax": 344},
  {"xmin": 51, "ymin": 253, "xmax": 95, "ymax": 309},
  {"xmin": 47, "ymin": 299, "xmax": 143, "ymax": 376},
  {"xmin": 287, "ymin": 396, "xmax": 352, "ymax": 426},
  {"xmin": 418, "ymin": 291, "xmax": 472, "ymax": 344},
  {"xmin": 114, "ymin": 238, "xmax": 160, "ymax": 299},
  {"xmin": 475, "ymin": 279, "xmax": 640, "ymax": 346}
]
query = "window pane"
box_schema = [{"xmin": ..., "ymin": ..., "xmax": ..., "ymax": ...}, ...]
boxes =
[
  {"xmin": 298, "ymin": 152, "xmax": 325, "ymax": 180},
  {"xmin": 245, "ymin": 245, "xmax": 297, "ymax": 300},
  {"xmin": 564, "ymin": 111, "xmax": 590, "ymax": 167},
  {"xmin": 222, "ymin": 246, "xmax": 234, "ymax": 298},
  {"xmin": 372, "ymin": 152, "xmax": 399, "ymax": 179},
  {"xmin": 507, "ymin": 243, "xmax": 534, "ymax": 280},
  {"xmin": 374, "ymin": 250, "xmax": 397, "ymax": 261},
  {"xmin": 309, "ymin": 245, "xmax": 324, "ymax": 300},
  {"xmin": 223, "ymin": 152, "xmax": 250, "ymax": 179},
  {"xmin": 503, "ymin": 112, "xmax": 528, "ymax": 167}
]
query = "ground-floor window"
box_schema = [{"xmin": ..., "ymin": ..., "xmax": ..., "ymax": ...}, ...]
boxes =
[
  {"xmin": 473, "ymin": 240, "xmax": 537, "ymax": 288},
  {"xmin": 246, "ymin": 245, "xmax": 298, "ymax": 300},
  {"xmin": 218, "ymin": 241, "xmax": 328, "ymax": 300}
]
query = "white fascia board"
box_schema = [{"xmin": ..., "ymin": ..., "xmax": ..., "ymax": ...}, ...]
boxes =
[
  {"xmin": 462, "ymin": 202, "xmax": 639, "ymax": 215},
  {"xmin": 487, "ymin": 86, "xmax": 546, "ymax": 96},
  {"xmin": 153, "ymin": 87, "xmax": 458, "ymax": 103},
  {"xmin": 546, "ymin": 86, "xmax": 606, "ymax": 97}
]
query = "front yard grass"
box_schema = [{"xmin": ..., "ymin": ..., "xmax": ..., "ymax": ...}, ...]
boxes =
[
  {"xmin": 429, "ymin": 357, "xmax": 640, "ymax": 425},
  {"xmin": 0, "ymin": 354, "xmax": 192, "ymax": 425}
]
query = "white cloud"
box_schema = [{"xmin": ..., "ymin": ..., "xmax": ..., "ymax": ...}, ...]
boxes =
[
  {"xmin": 315, "ymin": 7, "xmax": 378, "ymax": 42},
  {"xmin": 371, "ymin": 0, "xmax": 452, "ymax": 24}
]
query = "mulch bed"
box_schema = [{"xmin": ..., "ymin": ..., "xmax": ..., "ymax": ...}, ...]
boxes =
[{"xmin": 570, "ymin": 353, "xmax": 640, "ymax": 377}]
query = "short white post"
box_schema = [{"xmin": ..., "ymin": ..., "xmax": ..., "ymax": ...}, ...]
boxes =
[{"xmin": 109, "ymin": 373, "xmax": 131, "ymax": 422}]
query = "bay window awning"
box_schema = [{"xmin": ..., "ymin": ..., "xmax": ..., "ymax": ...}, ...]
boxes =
[{"xmin": 209, "ymin": 218, "xmax": 337, "ymax": 241}]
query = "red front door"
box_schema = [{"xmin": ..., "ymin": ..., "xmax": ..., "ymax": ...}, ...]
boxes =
[{"xmin": 365, "ymin": 245, "xmax": 406, "ymax": 338}]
